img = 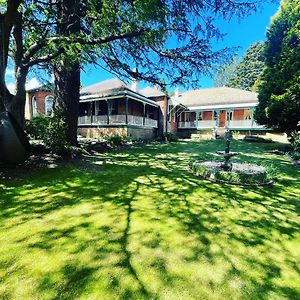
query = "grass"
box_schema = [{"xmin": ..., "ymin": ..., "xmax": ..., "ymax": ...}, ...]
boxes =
[{"xmin": 0, "ymin": 139, "xmax": 299, "ymax": 299}]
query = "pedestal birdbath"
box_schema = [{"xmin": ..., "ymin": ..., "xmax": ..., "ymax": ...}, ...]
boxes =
[
  {"xmin": 216, "ymin": 138, "xmax": 239, "ymax": 171},
  {"xmin": 189, "ymin": 129, "xmax": 273, "ymax": 186}
]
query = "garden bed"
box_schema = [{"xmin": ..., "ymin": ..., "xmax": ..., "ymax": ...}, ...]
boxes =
[{"xmin": 190, "ymin": 160, "xmax": 274, "ymax": 186}]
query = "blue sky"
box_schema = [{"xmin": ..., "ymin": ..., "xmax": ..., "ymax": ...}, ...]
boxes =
[{"xmin": 81, "ymin": 2, "xmax": 280, "ymax": 91}]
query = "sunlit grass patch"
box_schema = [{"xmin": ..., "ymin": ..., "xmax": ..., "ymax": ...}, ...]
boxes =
[{"xmin": 0, "ymin": 140, "xmax": 299, "ymax": 299}]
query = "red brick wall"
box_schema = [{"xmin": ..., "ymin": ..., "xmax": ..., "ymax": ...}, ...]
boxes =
[
  {"xmin": 203, "ymin": 111, "xmax": 213, "ymax": 120},
  {"xmin": 233, "ymin": 109, "xmax": 245, "ymax": 120},
  {"xmin": 128, "ymin": 99, "xmax": 144, "ymax": 115},
  {"xmin": 149, "ymin": 95, "xmax": 168, "ymax": 134},
  {"xmin": 117, "ymin": 99, "xmax": 126, "ymax": 114},
  {"xmin": 27, "ymin": 90, "xmax": 55, "ymax": 118}
]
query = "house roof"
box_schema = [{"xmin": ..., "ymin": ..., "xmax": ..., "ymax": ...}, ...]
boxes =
[
  {"xmin": 173, "ymin": 87, "xmax": 258, "ymax": 109},
  {"xmin": 80, "ymin": 78, "xmax": 131, "ymax": 95},
  {"xmin": 140, "ymin": 86, "xmax": 166, "ymax": 98},
  {"xmin": 80, "ymin": 78, "xmax": 159, "ymax": 107}
]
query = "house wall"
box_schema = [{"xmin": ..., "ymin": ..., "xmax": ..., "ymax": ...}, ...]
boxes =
[
  {"xmin": 78, "ymin": 127, "xmax": 127, "ymax": 138},
  {"xmin": 26, "ymin": 90, "xmax": 55, "ymax": 119},
  {"xmin": 233, "ymin": 109, "xmax": 245, "ymax": 120},
  {"xmin": 78, "ymin": 126, "xmax": 157, "ymax": 140},
  {"xmin": 127, "ymin": 127, "xmax": 157, "ymax": 140},
  {"xmin": 128, "ymin": 99, "xmax": 144, "ymax": 116},
  {"xmin": 203, "ymin": 111, "xmax": 213, "ymax": 120},
  {"xmin": 25, "ymin": 93, "xmax": 31, "ymax": 120},
  {"xmin": 149, "ymin": 95, "xmax": 168, "ymax": 135}
]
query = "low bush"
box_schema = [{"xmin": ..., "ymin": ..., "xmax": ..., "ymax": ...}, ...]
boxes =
[
  {"xmin": 291, "ymin": 133, "xmax": 300, "ymax": 160},
  {"xmin": 232, "ymin": 131, "xmax": 240, "ymax": 140},
  {"xmin": 163, "ymin": 132, "xmax": 179, "ymax": 142},
  {"xmin": 25, "ymin": 115, "xmax": 50, "ymax": 139},
  {"xmin": 43, "ymin": 111, "xmax": 71, "ymax": 155},
  {"xmin": 105, "ymin": 134, "xmax": 129, "ymax": 147}
]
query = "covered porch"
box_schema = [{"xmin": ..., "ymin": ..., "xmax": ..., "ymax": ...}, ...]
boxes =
[
  {"xmin": 178, "ymin": 107, "xmax": 265, "ymax": 130},
  {"xmin": 78, "ymin": 96, "xmax": 159, "ymax": 128}
]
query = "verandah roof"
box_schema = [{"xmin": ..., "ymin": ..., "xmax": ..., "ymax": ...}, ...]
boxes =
[{"xmin": 173, "ymin": 86, "xmax": 258, "ymax": 110}]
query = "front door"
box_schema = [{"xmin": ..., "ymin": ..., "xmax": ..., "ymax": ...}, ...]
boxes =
[{"xmin": 218, "ymin": 110, "xmax": 227, "ymax": 127}]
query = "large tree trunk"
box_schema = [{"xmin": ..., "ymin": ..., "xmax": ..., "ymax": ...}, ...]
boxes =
[
  {"xmin": 54, "ymin": 0, "xmax": 81, "ymax": 146},
  {"xmin": 0, "ymin": 1, "xmax": 26, "ymax": 125},
  {"xmin": 54, "ymin": 63, "xmax": 80, "ymax": 145},
  {"xmin": 7, "ymin": 66, "xmax": 28, "ymax": 127}
]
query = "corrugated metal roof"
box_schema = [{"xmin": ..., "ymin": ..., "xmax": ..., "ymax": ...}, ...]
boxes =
[
  {"xmin": 79, "ymin": 78, "xmax": 159, "ymax": 107},
  {"xmin": 172, "ymin": 87, "xmax": 258, "ymax": 108},
  {"xmin": 140, "ymin": 86, "xmax": 166, "ymax": 98},
  {"xmin": 80, "ymin": 78, "xmax": 131, "ymax": 95}
]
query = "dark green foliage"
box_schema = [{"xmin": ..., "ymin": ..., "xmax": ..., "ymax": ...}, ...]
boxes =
[
  {"xmin": 25, "ymin": 115, "xmax": 50, "ymax": 140},
  {"xmin": 43, "ymin": 110, "xmax": 71, "ymax": 155},
  {"xmin": 291, "ymin": 133, "xmax": 300, "ymax": 159},
  {"xmin": 105, "ymin": 134, "xmax": 128, "ymax": 147},
  {"xmin": 214, "ymin": 42, "xmax": 265, "ymax": 91},
  {"xmin": 255, "ymin": 0, "xmax": 300, "ymax": 135},
  {"xmin": 163, "ymin": 132, "xmax": 179, "ymax": 142}
]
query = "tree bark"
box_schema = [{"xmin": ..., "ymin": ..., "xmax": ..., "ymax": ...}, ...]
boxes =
[
  {"xmin": 0, "ymin": 1, "xmax": 25, "ymax": 125},
  {"xmin": 54, "ymin": 62, "xmax": 80, "ymax": 145},
  {"xmin": 54, "ymin": 0, "xmax": 81, "ymax": 145}
]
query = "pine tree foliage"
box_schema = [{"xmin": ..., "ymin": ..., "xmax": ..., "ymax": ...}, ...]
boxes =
[{"xmin": 214, "ymin": 42, "xmax": 265, "ymax": 91}]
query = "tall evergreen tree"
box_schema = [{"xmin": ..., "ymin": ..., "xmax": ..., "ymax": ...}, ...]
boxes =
[
  {"xmin": 255, "ymin": 0, "xmax": 300, "ymax": 136},
  {"xmin": 214, "ymin": 42, "xmax": 265, "ymax": 91}
]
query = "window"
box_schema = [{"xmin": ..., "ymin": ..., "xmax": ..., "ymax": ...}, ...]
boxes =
[
  {"xmin": 229, "ymin": 111, "xmax": 233, "ymax": 120},
  {"xmin": 109, "ymin": 100, "xmax": 118, "ymax": 115},
  {"xmin": 45, "ymin": 95, "xmax": 54, "ymax": 116},
  {"xmin": 32, "ymin": 96, "xmax": 38, "ymax": 117}
]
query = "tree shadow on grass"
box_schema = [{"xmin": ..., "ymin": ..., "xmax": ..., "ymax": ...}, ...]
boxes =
[{"xmin": 0, "ymin": 140, "xmax": 299, "ymax": 299}]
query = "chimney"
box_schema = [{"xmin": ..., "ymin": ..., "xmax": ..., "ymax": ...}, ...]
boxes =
[{"xmin": 131, "ymin": 68, "xmax": 138, "ymax": 92}]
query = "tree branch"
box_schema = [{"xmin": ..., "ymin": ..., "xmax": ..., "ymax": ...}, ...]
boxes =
[{"xmin": 24, "ymin": 47, "xmax": 64, "ymax": 67}]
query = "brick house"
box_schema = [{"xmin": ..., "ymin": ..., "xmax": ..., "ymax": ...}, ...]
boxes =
[
  {"xmin": 25, "ymin": 79, "xmax": 269, "ymax": 140},
  {"xmin": 25, "ymin": 86, "xmax": 55, "ymax": 119},
  {"xmin": 168, "ymin": 86, "xmax": 267, "ymax": 137},
  {"xmin": 78, "ymin": 78, "xmax": 167, "ymax": 140}
]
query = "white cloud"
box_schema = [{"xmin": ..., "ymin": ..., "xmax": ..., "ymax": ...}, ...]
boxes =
[
  {"xmin": 26, "ymin": 78, "xmax": 41, "ymax": 90},
  {"xmin": 6, "ymin": 82, "xmax": 16, "ymax": 94},
  {"xmin": 5, "ymin": 77, "xmax": 41, "ymax": 94}
]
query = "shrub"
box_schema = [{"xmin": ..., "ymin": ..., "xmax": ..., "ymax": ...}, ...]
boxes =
[
  {"xmin": 25, "ymin": 115, "xmax": 50, "ymax": 139},
  {"xmin": 232, "ymin": 131, "xmax": 240, "ymax": 140},
  {"xmin": 43, "ymin": 110, "xmax": 71, "ymax": 155},
  {"xmin": 163, "ymin": 132, "xmax": 179, "ymax": 142},
  {"xmin": 105, "ymin": 134, "xmax": 128, "ymax": 147},
  {"xmin": 291, "ymin": 151, "xmax": 300, "ymax": 160},
  {"xmin": 291, "ymin": 133, "xmax": 300, "ymax": 160}
]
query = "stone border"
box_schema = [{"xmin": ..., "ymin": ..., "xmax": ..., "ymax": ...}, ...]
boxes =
[{"xmin": 189, "ymin": 161, "xmax": 274, "ymax": 187}]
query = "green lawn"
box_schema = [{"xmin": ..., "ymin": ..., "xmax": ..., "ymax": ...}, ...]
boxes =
[{"xmin": 0, "ymin": 140, "xmax": 299, "ymax": 299}]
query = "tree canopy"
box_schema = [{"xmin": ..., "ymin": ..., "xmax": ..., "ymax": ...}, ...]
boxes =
[
  {"xmin": 255, "ymin": 0, "xmax": 300, "ymax": 135},
  {"xmin": 0, "ymin": 0, "xmax": 278, "ymax": 143},
  {"xmin": 214, "ymin": 42, "xmax": 265, "ymax": 91}
]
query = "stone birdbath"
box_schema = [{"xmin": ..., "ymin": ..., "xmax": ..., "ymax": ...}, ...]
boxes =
[
  {"xmin": 216, "ymin": 137, "xmax": 239, "ymax": 171},
  {"xmin": 188, "ymin": 128, "xmax": 273, "ymax": 186}
]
